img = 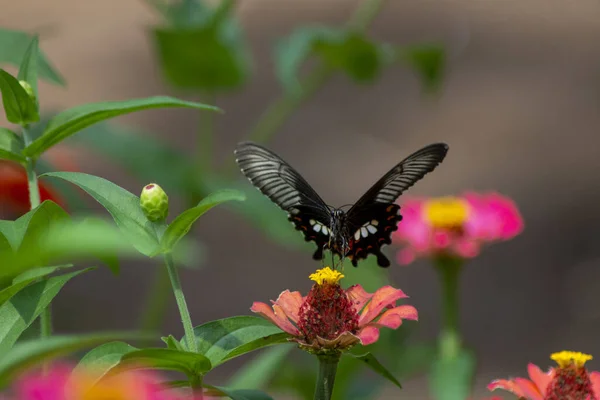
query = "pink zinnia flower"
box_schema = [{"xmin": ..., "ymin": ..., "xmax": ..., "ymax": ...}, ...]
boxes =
[
  {"xmin": 251, "ymin": 267, "xmax": 418, "ymax": 353},
  {"xmin": 394, "ymin": 192, "xmax": 523, "ymax": 265},
  {"xmin": 489, "ymin": 351, "xmax": 600, "ymax": 399},
  {"xmin": 11, "ymin": 363, "xmax": 191, "ymax": 400}
]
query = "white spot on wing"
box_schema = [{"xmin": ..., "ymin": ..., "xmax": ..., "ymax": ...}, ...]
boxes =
[
  {"xmin": 367, "ymin": 225, "xmax": 377, "ymax": 234},
  {"xmin": 354, "ymin": 230, "xmax": 361, "ymax": 241},
  {"xmin": 371, "ymin": 220, "xmax": 379, "ymax": 226},
  {"xmin": 361, "ymin": 227, "xmax": 368, "ymax": 238},
  {"xmin": 321, "ymin": 226, "xmax": 329, "ymax": 236},
  {"xmin": 313, "ymin": 224, "xmax": 322, "ymax": 233},
  {"xmin": 309, "ymin": 219, "xmax": 316, "ymax": 226}
]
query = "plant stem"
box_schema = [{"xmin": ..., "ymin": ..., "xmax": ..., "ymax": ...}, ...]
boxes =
[
  {"xmin": 434, "ymin": 256, "xmax": 463, "ymax": 359},
  {"xmin": 313, "ymin": 354, "xmax": 340, "ymax": 400},
  {"xmin": 197, "ymin": 92, "xmax": 216, "ymax": 174},
  {"xmin": 190, "ymin": 375, "xmax": 204, "ymax": 400},
  {"xmin": 163, "ymin": 253, "xmax": 197, "ymax": 353}
]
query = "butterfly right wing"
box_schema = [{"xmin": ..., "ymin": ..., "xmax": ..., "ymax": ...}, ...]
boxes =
[{"xmin": 234, "ymin": 142, "xmax": 332, "ymax": 260}]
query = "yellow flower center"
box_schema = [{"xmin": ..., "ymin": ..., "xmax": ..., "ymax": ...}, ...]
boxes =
[
  {"xmin": 550, "ymin": 351, "xmax": 593, "ymax": 368},
  {"xmin": 423, "ymin": 197, "xmax": 470, "ymax": 229},
  {"xmin": 309, "ymin": 267, "xmax": 344, "ymax": 285}
]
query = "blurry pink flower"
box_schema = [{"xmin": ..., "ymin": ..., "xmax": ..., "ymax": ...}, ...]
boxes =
[
  {"xmin": 251, "ymin": 267, "xmax": 418, "ymax": 352},
  {"xmin": 488, "ymin": 351, "xmax": 600, "ymax": 399},
  {"xmin": 12, "ymin": 364, "xmax": 192, "ymax": 400},
  {"xmin": 394, "ymin": 192, "xmax": 523, "ymax": 265}
]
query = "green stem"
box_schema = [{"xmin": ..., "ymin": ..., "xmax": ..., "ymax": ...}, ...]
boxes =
[
  {"xmin": 434, "ymin": 256, "xmax": 463, "ymax": 359},
  {"xmin": 163, "ymin": 253, "xmax": 197, "ymax": 353},
  {"xmin": 197, "ymin": 92, "xmax": 216, "ymax": 173},
  {"xmin": 190, "ymin": 375, "xmax": 204, "ymax": 400},
  {"xmin": 313, "ymin": 354, "xmax": 340, "ymax": 400}
]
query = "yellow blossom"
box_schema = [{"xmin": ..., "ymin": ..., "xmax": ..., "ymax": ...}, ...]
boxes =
[
  {"xmin": 550, "ymin": 351, "xmax": 593, "ymax": 368},
  {"xmin": 309, "ymin": 267, "xmax": 344, "ymax": 285},
  {"xmin": 423, "ymin": 197, "xmax": 470, "ymax": 229}
]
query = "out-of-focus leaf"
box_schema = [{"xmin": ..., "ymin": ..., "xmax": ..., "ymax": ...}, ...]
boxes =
[
  {"xmin": 0, "ymin": 265, "xmax": 71, "ymax": 306},
  {"xmin": 17, "ymin": 35, "xmax": 39, "ymax": 103},
  {"xmin": 398, "ymin": 44, "xmax": 445, "ymax": 93},
  {"xmin": 0, "ymin": 333, "xmax": 135, "ymax": 388},
  {"xmin": 345, "ymin": 352, "xmax": 402, "ymax": 389},
  {"xmin": 270, "ymin": 354, "xmax": 314, "ymax": 400},
  {"xmin": 185, "ymin": 316, "xmax": 289, "ymax": 367},
  {"xmin": 429, "ymin": 350, "xmax": 476, "ymax": 400},
  {"xmin": 0, "ymin": 68, "xmax": 39, "ymax": 125},
  {"xmin": 0, "ymin": 128, "xmax": 24, "ymax": 163},
  {"xmin": 0, "ymin": 28, "xmax": 65, "ymax": 86},
  {"xmin": 228, "ymin": 345, "xmax": 293, "ymax": 390},
  {"xmin": 0, "ymin": 269, "xmax": 91, "ymax": 355},
  {"xmin": 73, "ymin": 341, "xmax": 138, "ymax": 385},
  {"xmin": 160, "ymin": 189, "xmax": 245, "ymax": 253},
  {"xmin": 41, "ymin": 172, "xmax": 159, "ymax": 256},
  {"xmin": 208, "ymin": 385, "xmax": 274, "ymax": 400},
  {"xmin": 23, "ymin": 96, "xmax": 221, "ymax": 158},
  {"xmin": 117, "ymin": 348, "xmax": 212, "ymax": 376}
]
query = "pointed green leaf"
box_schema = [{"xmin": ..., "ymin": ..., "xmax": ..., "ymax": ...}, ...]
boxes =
[
  {"xmin": 346, "ymin": 352, "xmax": 402, "ymax": 389},
  {"xmin": 23, "ymin": 96, "xmax": 221, "ymax": 157},
  {"xmin": 15, "ymin": 200, "xmax": 69, "ymax": 252},
  {"xmin": 160, "ymin": 189, "xmax": 245, "ymax": 253},
  {"xmin": 40, "ymin": 172, "xmax": 160, "ymax": 256},
  {"xmin": 228, "ymin": 345, "xmax": 293, "ymax": 390},
  {"xmin": 0, "ymin": 127, "xmax": 24, "ymax": 163},
  {"xmin": 118, "ymin": 348, "xmax": 212, "ymax": 376},
  {"xmin": 0, "ymin": 68, "xmax": 39, "ymax": 124},
  {"xmin": 398, "ymin": 44, "xmax": 445, "ymax": 93},
  {"xmin": 17, "ymin": 35, "xmax": 39, "ymax": 101},
  {"xmin": 0, "ymin": 269, "xmax": 91, "ymax": 354},
  {"xmin": 162, "ymin": 335, "xmax": 185, "ymax": 351},
  {"xmin": 0, "ymin": 333, "xmax": 135, "ymax": 388},
  {"xmin": 429, "ymin": 350, "xmax": 476, "ymax": 400},
  {"xmin": 73, "ymin": 341, "xmax": 138, "ymax": 385},
  {"xmin": 208, "ymin": 385, "xmax": 274, "ymax": 400},
  {"xmin": 0, "ymin": 28, "xmax": 65, "ymax": 86},
  {"xmin": 0, "ymin": 265, "xmax": 71, "ymax": 306},
  {"xmin": 185, "ymin": 316, "xmax": 289, "ymax": 367}
]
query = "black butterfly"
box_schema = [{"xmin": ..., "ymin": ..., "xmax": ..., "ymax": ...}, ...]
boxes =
[{"xmin": 234, "ymin": 141, "xmax": 449, "ymax": 268}]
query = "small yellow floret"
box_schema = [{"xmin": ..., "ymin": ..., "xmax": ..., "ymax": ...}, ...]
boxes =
[
  {"xmin": 309, "ymin": 267, "xmax": 344, "ymax": 285},
  {"xmin": 423, "ymin": 197, "xmax": 470, "ymax": 229},
  {"xmin": 550, "ymin": 351, "xmax": 593, "ymax": 368}
]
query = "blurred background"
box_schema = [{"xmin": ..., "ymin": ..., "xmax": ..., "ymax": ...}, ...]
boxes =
[{"xmin": 2, "ymin": 0, "xmax": 600, "ymax": 398}]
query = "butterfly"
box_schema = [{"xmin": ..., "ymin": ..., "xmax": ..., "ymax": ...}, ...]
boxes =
[{"xmin": 234, "ymin": 141, "xmax": 449, "ymax": 268}]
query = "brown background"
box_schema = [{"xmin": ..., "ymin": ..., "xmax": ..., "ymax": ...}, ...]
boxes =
[{"xmin": 2, "ymin": 0, "xmax": 600, "ymax": 398}]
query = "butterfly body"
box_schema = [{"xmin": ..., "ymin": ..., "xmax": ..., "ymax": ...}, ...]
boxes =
[{"xmin": 235, "ymin": 141, "xmax": 448, "ymax": 268}]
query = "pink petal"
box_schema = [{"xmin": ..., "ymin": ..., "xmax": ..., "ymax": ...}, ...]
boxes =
[
  {"xmin": 395, "ymin": 248, "xmax": 416, "ymax": 265},
  {"xmin": 273, "ymin": 290, "xmax": 303, "ymax": 324},
  {"xmin": 487, "ymin": 379, "xmax": 525, "ymax": 397},
  {"xmin": 432, "ymin": 230, "xmax": 451, "ymax": 249},
  {"xmin": 358, "ymin": 286, "xmax": 408, "ymax": 326},
  {"xmin": 346, "ymin": 285, "xmax": 373, "ymax": 313},
  {"xmin": 453, "ymin": 238, "xmax": 480, "ymax": 259},
  {"xmin": 590, "ymin": 371, "xmax": 600, "ymax": 397},
  {"xmin": 394, "ymin": 199, "xmax": 432, "ymax": 251},
  {"xmin": 357, "ymin": 325, "xmax": 380, "ymax": 345},
  {"xmin": 250, "ymin": 302, "xmax": 298, "ymax": 335},
  {"xmin": 514, "ymin": 377, "xmax": 544, "ymax": 400},
  {"xmin": 15, "ymin": 366, "xmax": 71, "ymax": 400},
  {"xmin": 526, "ymin": 363, "xmax": 552, "ymax": 394},
  {"xmin": 375, "ymin": 305, "xmax": 418, "ymax": 329}
]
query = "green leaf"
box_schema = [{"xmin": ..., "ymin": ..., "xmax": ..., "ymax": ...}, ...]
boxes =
[
  {"xmin": 0, "ymin": 28, "xmax": 65, "ymax": 86},
  {"xmin": 429, "ymin": 350, "xmax": 476, "ymax": 400},
  {"xmin": 0, "ymin": 269, "xmax": 91, "ymax": 354},
  {"xmin": 162, "ymin": 335, "xmax": 185, "ymax": 351},
  {"xmin": 185, "ymin": 316, "xmax": 289, "ymax": 367},
  {"xmin": 17, "ymin": 35, "xmax": 39, "ymax": 102},
  {"xmin": 398, "ymin": 44, "xmax": 445, "ymax": 93},
  {"xmin": 73, "ymin": 341, "xmax": 137, "ymax": 385},
  {"xmin": 228, "ymin": 345, "xmax": 293, "ymax": 390},
  {"xmin": 41, "ymin": 172, "xmax": 160, "ymax": 256},
  {"xmin": 118, "ymin": 348, "xmax": 212, "ymax": 376},
  {"xmin": 0, "ymin": 68, "xmax": 39, "ymax": 125},
  {"xmin": 160, "ymin": 189, "xmax": 245, "ymax": 253},
  {"xmin": 0, "ymin": 265, "xmax": 71, "ymax": 306},
  {"xmin": 23, "ymin": 96, "xmax": 221, "ymax": 158},
  {"xmin": 346, "ymin": 352, "xmax": 402, "ymax": 389},
  {"xmin": 208, "ymin": 385, "xmax": 274, "ymax": 400},
  {"xmin": 0, "ymin": 127, "xmax": 24, "ymax": 163},
  {"xmin": 0, "ymin": 333, "xmax": 134, "ymax": 387}
]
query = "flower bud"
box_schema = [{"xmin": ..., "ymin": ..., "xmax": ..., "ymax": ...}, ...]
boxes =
[
  {"xmin": 19, "ymin": 80, "xmax": 36, "ymax": 103},
  {"xmin": 140, "ymin": 183, "xmax": 169, "ymax": 222}
]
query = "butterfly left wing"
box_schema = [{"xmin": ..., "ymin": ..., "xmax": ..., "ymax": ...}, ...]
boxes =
[{"xmin": 345, "ymin": 143, "xmax": 449, "ymax": 267}]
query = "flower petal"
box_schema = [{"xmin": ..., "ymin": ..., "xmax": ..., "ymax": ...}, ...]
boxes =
[
  {"xmin": 487, "ymin": 379, "xmax": 525, "ymax": 397},
  {"xmin": 526, "ymin": 363, "xmax": 552, "ymax": 394},
  {"xmin": 250, "ymin": 301, "xmax": 298, "ymax": 335},
  {"xmin": 374, "ymin": 305, "xmax": 418, "ymax": 329},
  {"xmin": 346, "ymin": 285, "xmax": 373, "ymax": 314},
  {"xmin": 590, "ymin": 371, "xmax": 600, "ymax": 397},
  {"xmin": 358, "ymin": 286, "xmax": 408, "ymax": 326},
  {"xmin": 357, "ymin": 325, "xmax": 380, "ymax": 345},
  {"xmin": 514, "ymin": 377, "xmax": 544, "ymax": 400},
  {"xmin": 273, "ymin": 290, "xmax": 303, "ymax": 324}
]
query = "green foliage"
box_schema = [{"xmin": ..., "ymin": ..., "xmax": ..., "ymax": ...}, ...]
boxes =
[
  {"xmin": 0, "ymin": 333, "xmax": 134, "ymax": 387},
  {"xmin": 23, "ymin": 96, "xmax": 221, "ymax": 158},
  {"xmin": 208, "ymin": 385, "xmax": 274, "ymax": 400},
  {"xmin": 429, "ymin": 349, "xmax": 476, "ymax": 400},
  {"xmin": 161, "ymin": 334, "xmax": 185, "ymax": 351},
  {"xmin": 160, "ymin": 189, "xmax": 245, "ymax": 252},
  {"xmin": 16, "ymin": 35, "xmax": 39, "ymax": 105},
  {"xmin": 0, "ymin": 69, "xmax": 39, "ymax": 125},
  {"xmin": 119, "ymin": 348, "xmax": 212, "ymax": 377},
  {"xmin": 0, "ymin": 127, "xmax": 24, "ymax": 163},
  {"xmin": 398, "ymin": 44, "xmax": 446, "ymax": 93},
  {"xmin": 151, "ymin": 0, "xmax": 250, "ymax": 90},
  {"xmin": 0, "ymin": 28, "xmax": 65, "ymax": 86},
  {"xmin": 345, "ymin": 352, "xmax": 401, "ymax": 389},
  {"xmin": 228, "ymin": 345, "xmax": 294, "ymax": 390},
  {"xmin": 0, "ymin": 265, "xmax": 71, "ymax": 307},
  {"xmin": 185, "ymin": 316, "xmax": 290, "ymax": 367},
  {"xmin": 72, "ymin": 341, "xmax": 137, "ymax": 385}
]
